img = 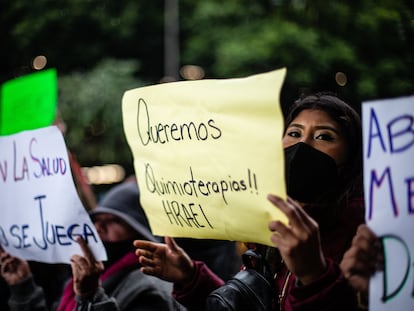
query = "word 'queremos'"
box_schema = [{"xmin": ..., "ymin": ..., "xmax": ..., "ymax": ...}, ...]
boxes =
[
  {"xmin": 0, "ymin": 195, "xmax": 98, "ymax": 250},
  {"xmin": 136, "ymin": 98, "xmax": 222, "ymax": 145}
]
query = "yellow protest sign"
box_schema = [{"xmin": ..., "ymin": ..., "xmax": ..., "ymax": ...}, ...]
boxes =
[{"xmin": 122, "ymin": 68, "xmax": 287, "ymax": 246}]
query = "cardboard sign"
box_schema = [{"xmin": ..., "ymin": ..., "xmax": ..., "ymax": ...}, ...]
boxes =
[
  {"xmin": 0, "ymin": 69, "xmax": 57, "ymax": 135},
  {"xmin": 122, "ymin": 69, "xmax": 288, "ymax": 246},
  {"xmin": 0, "ymin": 126, "xmax": 106, "ymax": 263},
  {"xmin": 362, "ymin": 95, "xmax": 414, "ymax": 310}
]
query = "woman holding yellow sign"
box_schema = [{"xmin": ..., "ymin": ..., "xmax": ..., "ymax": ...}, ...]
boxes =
[{"xmin": 134, "ymin": 92, "xmax": 365, "ymax": 310}]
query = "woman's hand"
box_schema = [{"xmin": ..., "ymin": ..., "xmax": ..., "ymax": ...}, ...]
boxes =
[
  {"xmin": 70, "ymin": 237, "xmax": 104, "ymax": 298},
  {"xmin": 340, "ymin": 224, "xmax": 383, "ymax": 293},
  {"xmin": 0, "ymin": 247, "xmax": 32, "ymax": 285},
  {"xmin": 134, "ymin": 237, "xmax": 195, "ymax": 287},
  {"xmin": 268, "ymin": 195, "xmax": 327, "ymax": 285}
]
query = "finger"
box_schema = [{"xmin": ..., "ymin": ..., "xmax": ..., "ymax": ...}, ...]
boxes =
[
  {"xmin": 286, "ymin": 197, "xmax": 317, "ymax": 229},
  {"xmin": 351, "ymin": 236, "xmax": 372, "ymax": 253},
  {"xmin": 268, "ymin": 220, "xmax": 284, "ymax": 232},
  {"xmin": 135, "ymin": 249, "xmax": 154, "ymax": 260},
  {"xmin": 356, "ymin": 225, "xmax": 377, "ymax": 242},
  {"xmin": 140, "ymin": 265, "xmax": 158, "ymax": 276},
  {"xmin": 133, "ymin": 239, "xmax": 149, "ymax": 248},
  {"xmin": 351, "ymin": 235, "xmax": 380, "ymax": 262},
  {"xmin": 133, "ymin": 240, "xmax": 159, "ymax": 252},
  {"xmin": 76, "ymin": 236, "xmax": 96, "ymax": 263},
  {"xmin": 342, "ymin": 246, "xmax": 377, "ymax": 276},
  {"xmin": 165, "ymin": 237, "xmax": 179, "ymax": 251},
  {"xmin": 70, "ymin": 257, "xmax": 83, "ymax": 275},
  {"xmin": 138, "ymin": 256, "xmax": 156, "ymax": 268},
  {"xmin": 2, "ymin": 256, "xmax": 15, "ymax": 267},
  {"xmin": 71, "ymin": 254, "xmax": 88, "ymax": 267},
  {"xmin": 270, "ymin": 233, "xmax": 289, "ymax": 250},
  {"xmin": 357, "ymin": 227, "xmax": 383, "ymax": 259},
  {"xmin": 71, "ymin": 255, "xmax": 92, "ymax": 276},
  {"xmin": 1, "ymin": 257, "xmax": 15, "ymax": 274},
  {"xmin": 341, "ymin": 256, "xmax": 373, "ymax": 278},
  {"xmin": 134, "ymin": 248, "xmax": 141, "ymax": 258},
  {"xmin": 354, "ymin": 248, "xmax": 378, "ymax": 272},
  {"xmin": 268, "ymin": 194, "xmax": 294, "ymax": 222},
  {"xmin": 270, "ymin": 232, "xmax": 282, "ymax": 246},
  {"xmin": 268, "ymin": 194, "xmax": 304, "ymax": 230},
  {"xmin": 267, "ymin": 194, "xmax": 297, "ymax": 225},
  {"xmin": 268, "ymin": 220, "xmax": 294, "ymax": 240}
]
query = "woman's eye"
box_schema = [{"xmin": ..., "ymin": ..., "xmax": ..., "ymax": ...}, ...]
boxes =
[
  {"xmin": 286, "ymin": 130, "xmax": 301, "ymax": 138},
  {"xmin": 315, "ymin": 133, "xmax": 334, "ymax": 141}
]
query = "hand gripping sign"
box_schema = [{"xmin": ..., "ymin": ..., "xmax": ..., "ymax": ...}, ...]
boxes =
[
  {"xmin": 362, "ymin": 95, "xmax": 414, "ymax": 310},
  {"xmin": 0, "ymin": 126, "xmax": 106, "ymax": 263},
  {"xmin": 122, "ymin": 68, "xmax": 288, "ymax": 246}
]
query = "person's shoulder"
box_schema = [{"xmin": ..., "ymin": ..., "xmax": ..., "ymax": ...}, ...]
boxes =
[
  {"xmin": 125, "ymin": 269, "xmax": 174, "ymax": 293},
  {"xmin": 107, "ymin": 269, "xmax": 179, "ymax": 310}
]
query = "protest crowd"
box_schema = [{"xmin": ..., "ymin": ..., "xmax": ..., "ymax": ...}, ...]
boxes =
[{"xmin": 0, "ymin": 85, "xmax": 390, "ymax": 311}]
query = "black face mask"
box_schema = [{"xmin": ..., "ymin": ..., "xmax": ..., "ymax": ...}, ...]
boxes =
[
  {"xmin": 103, "ymin": 239, "xmax": 135, "ymax": 269},
  {"xmin": 284, "ymin": 142, "xmax": 339, "ymax": 204}
]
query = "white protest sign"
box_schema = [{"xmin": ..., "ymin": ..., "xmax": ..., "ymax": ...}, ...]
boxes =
[
  {"xmin": 362, "ymin": 95, "xmax": 414, "ymax": 310},
  {"xmin": 0, "ymin": 126, "xmax": 106, "ymax": 263}
]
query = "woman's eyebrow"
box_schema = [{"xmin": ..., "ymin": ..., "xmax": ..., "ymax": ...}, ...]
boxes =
[
  {"xmin": 286, "ymin": 123, "xmax": 304, "ymax": 129},
  {"xmin": 287, "ymin": 123, "xmax": 341, "ymax": 134},
  {"xmin": 314, "ymin": 125, "xmax": 341, "ymax": 134}
]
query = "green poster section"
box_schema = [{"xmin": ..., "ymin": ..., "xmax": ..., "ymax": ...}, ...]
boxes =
[{"xmin": 0, "ymin": 69, "xmax": 57, "ymax": 135}]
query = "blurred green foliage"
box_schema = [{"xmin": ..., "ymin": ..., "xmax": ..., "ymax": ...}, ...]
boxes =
[
  {"xmin": 180, "ymin": 0, "xmax": 414, "ymax": 109},
  {"xmin": 58, "ymin": 59, "xmax": 143, "ymax": 171},
  {"xmin": 1, "ymin": 0, "xmax": 413, "ymax": 169}
]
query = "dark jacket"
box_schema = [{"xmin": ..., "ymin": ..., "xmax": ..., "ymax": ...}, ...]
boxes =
[{"xmin": 8, "ymin": 252, "xmax": 185, "ymax": 311}]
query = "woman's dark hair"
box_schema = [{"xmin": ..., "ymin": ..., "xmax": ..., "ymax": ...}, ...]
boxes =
[{"xmin": 285, "ymin": 92, "xmax": 363, "ymax": 201}]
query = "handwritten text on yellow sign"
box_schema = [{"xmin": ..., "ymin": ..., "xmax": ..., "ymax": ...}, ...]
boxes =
[{"xmin": 122, "ymin": 69, "xmax": 287, "ymax": 246}]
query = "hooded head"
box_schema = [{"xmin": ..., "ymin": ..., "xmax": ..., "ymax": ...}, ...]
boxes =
[{"xmin": 90, "ymin": 182, "xmax": 159, "ymax": 243}]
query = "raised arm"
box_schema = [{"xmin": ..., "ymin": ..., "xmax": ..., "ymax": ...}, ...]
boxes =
[{"xmin": 70, "ymin": 236, "xmax": 105, "ymax": 299}]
